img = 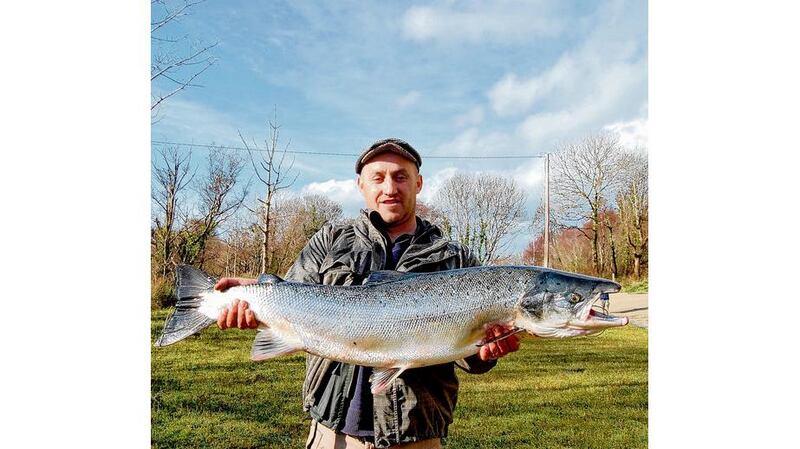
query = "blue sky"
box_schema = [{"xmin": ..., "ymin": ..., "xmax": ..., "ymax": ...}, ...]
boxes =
[{"xmin": 152, "ymin": 0, "xmax": 648, "ymax": 256}]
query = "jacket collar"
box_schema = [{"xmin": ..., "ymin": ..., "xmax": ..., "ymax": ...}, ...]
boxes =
[
  {"xmin": 360, "ymin": 209, "xmax": 441, "ymax": 243},
  {"xmin": 358, "ymin": 209, "xmax": 457, "ymax": 270}
]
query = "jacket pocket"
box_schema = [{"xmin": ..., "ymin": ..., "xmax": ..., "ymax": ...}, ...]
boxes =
[
  {"xmin": 393, "ymin": 365, "xmax": 459, "ymax": 441},
  {"xmin": 305, "ymin": 359, "xmax": 351, "ymax": 427},
  {"xmin": 303, "ymin": 355, "xmax": 331, "ymax": 409}
]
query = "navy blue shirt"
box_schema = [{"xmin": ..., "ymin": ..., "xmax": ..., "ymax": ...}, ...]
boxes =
[{"xmin": 341, "ymin": 233, "xmax": 414, "ymax": 438}]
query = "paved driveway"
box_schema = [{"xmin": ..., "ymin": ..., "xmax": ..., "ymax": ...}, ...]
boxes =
[{"xmin": 607, "ymin": 292, "xmax": 648, "ymax": 328}]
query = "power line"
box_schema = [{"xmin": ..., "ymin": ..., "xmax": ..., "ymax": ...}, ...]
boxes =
[{"xmin": 151, "ymin": 140, "xmax": 545, "ymax": 159}]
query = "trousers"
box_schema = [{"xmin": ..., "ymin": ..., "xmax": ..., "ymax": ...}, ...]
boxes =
[{"xmin": 305, "ymin": 421, "xmax": 443, "ymax": 449}]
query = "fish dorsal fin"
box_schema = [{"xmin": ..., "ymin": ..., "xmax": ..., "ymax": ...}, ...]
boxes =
[
  {"xmin": 250, "ymin": 328, "xmax": 303, "ymax": 361},
  {"xmin": 257, "ymin": 273, "xmax": 284, "ymax": 284},
  {"xmin": 369, "ymin": 366, "xmax": 407, "ymax": 394},
  {"xmin": 365, "ymin": 270, "xmax": 413, "ymax": 284}
]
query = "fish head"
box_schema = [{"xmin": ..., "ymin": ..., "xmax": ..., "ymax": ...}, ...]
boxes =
[{"xmin": 514, "ymin": 269, "xmax": 628, "ymax": 338}]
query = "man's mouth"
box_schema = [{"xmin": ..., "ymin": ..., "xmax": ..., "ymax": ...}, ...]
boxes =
[{"xmin": 381, "ymin": 199, "xmax": 401, "ymax": 205}]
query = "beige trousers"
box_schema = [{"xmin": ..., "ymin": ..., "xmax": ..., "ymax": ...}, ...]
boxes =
[{"xmin": 305, "ymin": 420, "xmax": 442, "ymax": 449}]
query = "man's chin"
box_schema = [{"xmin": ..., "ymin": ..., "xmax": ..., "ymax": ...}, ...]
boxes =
[
  {"xmin": 375, "ymin": 207, "xmax": 407, "ymax": 225},
  {"xmin": 375, "ymin": 210, "xmax": 401, "ymax": 224}
]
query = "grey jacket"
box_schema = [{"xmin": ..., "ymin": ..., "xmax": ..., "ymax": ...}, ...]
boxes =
[{"xmin": 284, "ymin": 209, "xmax": 496, "ymax": 448}]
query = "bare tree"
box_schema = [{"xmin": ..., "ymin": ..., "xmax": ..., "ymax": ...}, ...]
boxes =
[
  {"xmin": 433, "ymin": 172, "xmax": 527, "ymax": 264},
  {"xmin": 256, "ymin": 193, "xmax": 343, "ymax": 276},
  {"xmin": 151, "ymin": 0, "xmax": 218, "ymax": 120},
  {"xmin": 552, "ymin": 228, "xmax": 593, "ymax": 273},
  {"xmin": 415, "ymin": 201, "xmax": 447, "ymax": 229},
  {"xmin": 549, "ymin": 134, "xmax": 626, "ymax": 275},
  {"xmin": 152, "ymin": 146, "xmax": 195, "ymax": 276},
  {"xmin": 222, "ymin": 215, "xmax": 262, "ymax": 278},
  {"xmin": 300, "ymin": 194, "xmax": 343, "ymax": 239},
  {"xmin": 600, "ymin": 208, "xmax": 620, "ymax": 280},
  {"xmin": 617, "ymin": 151, "xmax": 648, "ymax": 278},
  {"xmin": 241, "ymin": 113, "xmax": 298, "ymax": 274},
  {"xmin": 177, "ymin": 148, "xmax": 249, "ymax": 268}
]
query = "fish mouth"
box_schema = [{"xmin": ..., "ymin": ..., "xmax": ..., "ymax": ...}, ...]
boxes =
[{"xmin": 568, "ymin": 294, "xmax": 629, "ymax": 330}]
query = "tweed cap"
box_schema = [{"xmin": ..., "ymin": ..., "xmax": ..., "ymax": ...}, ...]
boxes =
[{"xmin": 355, "ymin": 138, "xmax": 422, "ymax": 174}]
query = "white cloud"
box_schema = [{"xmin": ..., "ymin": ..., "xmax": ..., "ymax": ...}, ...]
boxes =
[
  {"xmin": 152, "ymin": 97, "xmax": 256, "ymax": 145},
  {"xmin": 418, "ymin": 167, "xmax": 458, "ymax": 204},
  {"xmin": 402, "ymin": 1, "xmax": 564, "ymax": 43},
  {"xmin": 488, "ymin": 55, "xmax": 578, "ymax": 117},
  {"xmin": 453, "ymin": 106, "xmax": 484, "ymax": 128},
  {"xmin": 516, "ymin": 110, "xmax": 576, "ymax": 146},
  {"xmin": 433, "ymin": 127, "xmax": 521, "ymax": 157},
  {"xmin": 301, "ymin": 178, "xmax": 362, "ymax": 214},
  {"xmin": 509, "ymin": 158, "xmax": 546, "ymax": 190},
  {"xmin": 488, "ymin": 36, "xmax": 644, "ymax": 120},
  {"xmin": 603, "ymin": 118, "xmax": 648, "ymax": 151},
  {"xmin": 514, "ymin": 57, "xmax": 646, "ymax": 148},
  {"xmin": 480, "ymin": 0, "xmax": 647, "ymax": 149},
  {"xmin": 396, "ymin": 90, "xmax": 421, "ymax": 110}
]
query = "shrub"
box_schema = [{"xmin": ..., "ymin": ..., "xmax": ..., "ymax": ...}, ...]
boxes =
[{"xmin": 152, "ymin": 276, "xmax": 176, "ymax": 309}]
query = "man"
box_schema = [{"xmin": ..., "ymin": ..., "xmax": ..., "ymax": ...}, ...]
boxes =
[{"xmin": 216, "ymin": 138, "xmax": 521, "ymax": 448}]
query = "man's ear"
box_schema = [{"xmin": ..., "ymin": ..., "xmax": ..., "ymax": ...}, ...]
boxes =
[
  {"xmin": 416, "ymin": 174, "xmax": 423, "ymax": 194},
  {"xmin": 356, "ymin": 175, "xmax": 364, "ymax": 193}
]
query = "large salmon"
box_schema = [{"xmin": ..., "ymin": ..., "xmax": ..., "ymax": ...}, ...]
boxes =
[{"xmin": 155, "ymin": 265, "xmax": 628, "ymax": 393}]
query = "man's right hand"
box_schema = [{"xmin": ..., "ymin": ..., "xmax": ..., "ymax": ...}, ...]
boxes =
[{"xmin": 214, "ymin": 277, "xmax": 259, "ymax": 330}]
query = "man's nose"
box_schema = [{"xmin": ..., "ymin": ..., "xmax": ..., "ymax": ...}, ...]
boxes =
[{"xmin": 383, "ymin": 178, "xmax": 398, "ymax": 195}]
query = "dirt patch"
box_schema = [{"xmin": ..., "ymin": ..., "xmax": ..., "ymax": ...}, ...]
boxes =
[{"xmin": 607, "ymin": 292, "xmax": 648, "ymax": 328}]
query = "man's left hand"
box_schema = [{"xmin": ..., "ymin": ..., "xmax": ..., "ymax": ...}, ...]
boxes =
[{"xmin": 478, "ymin": 325, "xmax": 521, "ymax": 361}]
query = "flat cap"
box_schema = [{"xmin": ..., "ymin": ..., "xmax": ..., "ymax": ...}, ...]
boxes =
[{"xmin": 355, "ymin": 138, "xmax": 422, "ymax": 174}]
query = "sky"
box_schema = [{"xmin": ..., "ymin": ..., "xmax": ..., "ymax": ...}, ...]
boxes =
[{"xmin": 151, "ymin": 0, "xmax": 648, "ymax": 256}]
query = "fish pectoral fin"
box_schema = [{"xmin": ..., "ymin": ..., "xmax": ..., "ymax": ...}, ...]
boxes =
[
  {"xmin": 250, "ymin": 329, "xmax": 302, "ymax": 361},
  {"xmin": 475, "ymin": 327, "xmax": 525, "ymax": 347},
  {"xmin": 369, "ymin": 366, "xmax": 407, "ymax": 395}
]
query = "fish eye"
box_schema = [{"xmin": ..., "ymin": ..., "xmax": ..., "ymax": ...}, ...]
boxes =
[{"xmin": 570, "ymin": 293, "xmax": 582, "ymax": 304}]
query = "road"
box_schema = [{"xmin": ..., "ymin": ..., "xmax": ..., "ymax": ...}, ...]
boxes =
[{"xmin": 607, "ymin": 292, "xmax": 648, "ymax": 328}]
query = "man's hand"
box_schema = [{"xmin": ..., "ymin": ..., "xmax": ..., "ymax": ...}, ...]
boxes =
[
  {"xmin": 478, "ymin": 325, "xmax": 521, "ymax": 361},
  {"xmin": 215, "ymin": 277, "xmax": 259, "ymax": 330}
]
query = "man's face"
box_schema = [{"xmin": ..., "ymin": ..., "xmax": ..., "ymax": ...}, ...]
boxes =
[{"xmin": 357, "ymin": 153, "xmax": 423, "ymax": 227}]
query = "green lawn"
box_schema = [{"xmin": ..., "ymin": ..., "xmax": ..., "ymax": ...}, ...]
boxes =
[{"xmin": 152, "ymin": 310, "xmax": 647, "ymax": 448}]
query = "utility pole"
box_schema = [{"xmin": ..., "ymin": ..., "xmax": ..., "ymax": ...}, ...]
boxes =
[{"xmin": 544, "ymin": 152, "xmax": 550, "ymax": 268}]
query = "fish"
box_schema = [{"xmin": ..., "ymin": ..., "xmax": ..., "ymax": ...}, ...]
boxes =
[{"xmin": 155, "ymin": 265, "xmax": 628, "ymax": 394}]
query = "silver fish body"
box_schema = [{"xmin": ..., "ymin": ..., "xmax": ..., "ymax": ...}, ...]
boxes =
[{"xmin": 155, "ymin": 265, "xmax": 627, "ymax": 393}]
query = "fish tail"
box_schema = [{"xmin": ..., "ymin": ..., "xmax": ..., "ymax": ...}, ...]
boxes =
[{"xmin": 154, "ymin": 265, "xmax": 217, "ymax": 347}]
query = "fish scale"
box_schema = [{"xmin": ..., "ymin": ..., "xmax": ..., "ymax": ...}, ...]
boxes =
[{"xmin": 156, "ymin": 265, "xmax": 628, "ymax": 394}]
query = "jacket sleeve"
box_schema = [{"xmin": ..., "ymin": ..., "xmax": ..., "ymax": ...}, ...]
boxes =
[
  {"xmin": 283, "ymin": 223, "xmax": 334, "ymax": 283},
  {"xmin": 455, "ymin": 356, "xmax": 497, "ymax": 374},
  {"xmin": 453, "ymin": 246, "xmax": 500, "ymax": 375}
]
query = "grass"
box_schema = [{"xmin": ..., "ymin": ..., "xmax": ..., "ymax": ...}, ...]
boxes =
[
  {"xmin": 152, "ymin": 309, "xmax": 647, "ymax": 448},
  {"xmin": 620, "ymin": 277, "xmax": 648, "ymax": 293}
]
